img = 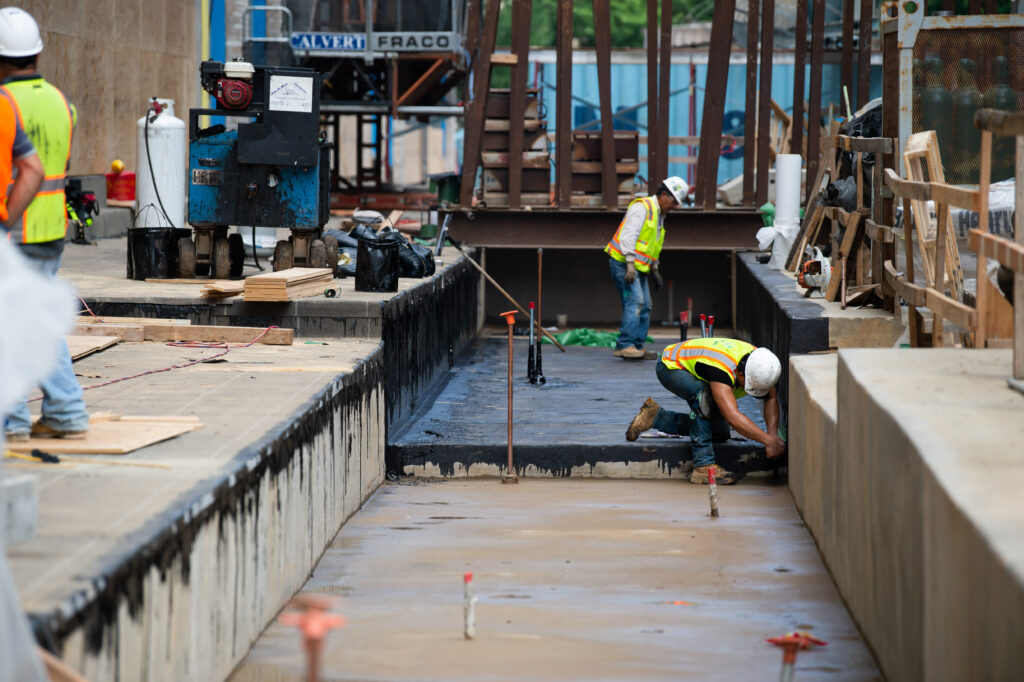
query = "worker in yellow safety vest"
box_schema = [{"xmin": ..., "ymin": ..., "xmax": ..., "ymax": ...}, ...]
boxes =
[
  {"xmin": 1, "ymin": 7, "xmax": 90, "ymax": 442},
  {"xmin": 624, "ymin": 337, "xmax": 785, "ymax": 484},
  {"xmin": 604, "ymin": 176, "xmax": 688, "ymax": 359}
]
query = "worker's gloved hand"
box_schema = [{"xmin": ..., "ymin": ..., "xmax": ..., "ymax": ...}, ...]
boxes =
[
  {"xmin": 651, "ymin": 264, "xmax": 663, "ymax": 292},
  {"xmin": 765, "ymin": 435, "xmax": 787, "ymax": 459},
  {"xmin": 624, "ymin": 261, "xmax": 637, "ymax": 283}
]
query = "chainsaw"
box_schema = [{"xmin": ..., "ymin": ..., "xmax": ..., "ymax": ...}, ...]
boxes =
[{"xmin": 798, "ymin": 247, "xmax": 831, "ymax": 298}]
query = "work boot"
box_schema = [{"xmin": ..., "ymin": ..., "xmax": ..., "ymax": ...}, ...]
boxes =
[
  {"xmin": 614, "ymin": 346, "xmax": 645, "ymax": 360},
  {"xmin": 4, "ymin": 431, "xmax": 29, "ymax": 442},
  {"xmin": 689, "ymin": 464, "xmax": 738, "ymax": 485},
  {"xmin": 30, "ymin": 421, "xmax": 87, "ymax": 440},
  {"xmin": 626, "ymin": 397, "xmax": 660, "ymax": 441},
  {"xmin": 643, "ymin": 350, "xmax": 659, "ymax": 360}
]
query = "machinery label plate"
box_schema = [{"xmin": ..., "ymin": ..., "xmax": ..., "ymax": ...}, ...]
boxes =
[
  {"xmin": 269, "ymin": 75, "xmax": 314, "ymax": 113},
  {"xmin": 191, "ymin": 169, "xmax": 223, "ymax": 186}
]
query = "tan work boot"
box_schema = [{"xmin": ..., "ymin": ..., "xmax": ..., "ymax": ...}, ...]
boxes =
[
  {"xmin": 689, "ymin": 464, "xmax": 737, "ymax": 485},
  {"xmin": 613, "ymin": 346, "xmax": 645, "ymax": 360},
  {"xmin": 626, "ymin": 397, "xmax": 660, "ymax": 441},
  {"xmin": 4, "ymin": 431, "xmax": 29, "ymax": 442},
  {"xmin": 30, "ymin": 421, "xmax": 87, "ymax": 440}
]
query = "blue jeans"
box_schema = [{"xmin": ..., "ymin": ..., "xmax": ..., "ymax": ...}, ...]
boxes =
[
  {"xmin": 651, "ymin": 362, "xmax": 731, "ymax": 468},
  {"xmin": 608, "ymin": 257, "xmax": 651, "ymax": 350},
  {"xmin": 4, "ymin": 251, "xmax": 89, "ymax": 435}
]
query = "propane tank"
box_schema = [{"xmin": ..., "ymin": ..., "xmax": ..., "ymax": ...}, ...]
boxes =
[
  {"xmin": 984, "ymin": 56, "xmax": 1018, "ymax": 182},
  {"xmin": 952, "ymin": 58, "xmax": 983, "ymax": 184},
  {"xmin": 136, "ymin": 98, "xmax": 186, "ymax": 228}
]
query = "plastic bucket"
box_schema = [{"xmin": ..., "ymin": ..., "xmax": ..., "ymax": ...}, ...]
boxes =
[
  {"xmin": 126, "ymin": 227, "xmax": 189, "ymax": 280},
  {"xmin": 355, "ymin": 235, "xmax": 400, "ymax": 292}
]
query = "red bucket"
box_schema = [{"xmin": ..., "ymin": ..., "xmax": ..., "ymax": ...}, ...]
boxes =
[{"xmin": 106, "ymin": 171, "xmax": 136, "ymax": 202}]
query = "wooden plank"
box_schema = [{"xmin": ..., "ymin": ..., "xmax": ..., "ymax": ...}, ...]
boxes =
[
  {"xmin": 140, "ymin": 325, "xmax": 294, "ymax": 345},
  {"xmin": 743, "ymin": 0, "xmax": 760, "ymax": 206},
  {"xmin": 974, "ymin": 130, "xmax": 992, "ymax": 349},
  {"xmin": 246, "ymin": 267, "xmax": 333, "ymax": 284},
  {"xmin": 68, "ymin": 335, "xmax": 120, "ymax": 361},
  {"xmin": 593, "ymin": 0, "xmax": 618, "ymax": 210},
  {"xmin": 930, "ymin": 182, "xmax": 982, "ymax": 213},
  {"xmin": 571, "ymin": 161, "xmax": 639, "ymax": 174},
  {"xmin": 695, "ymin": 0, "xmax": 737, "ymax": 209},
  {"xmin": 826, "ymin": 210, "xmax": 863, "ymax": 302},
  {"xmin": 555, "ymin": 0, "xmax": 573, "ymax": 209},
  {"xmin": 969, "ymin": 231, "xmax": 1024, "ymax": 275},
  {"xmin": 805, "ymin": 0, "xmax": 826, "ymax": 205},
  {"xmin": 145, "ymin": 278, "xmax": 209, "ymax": 285},
  {"xmin": 787, "ymin": 203, "xmax": 823, "ymax": 271},
  {"xmin": 489, "ymin": 53, "xmax": 518, "ymax": 65},
  {"xmin": 882, "ymin": 168, "xmax": 930, "ymax": 202},
  {"xmin": 932, "ymin": 199, "xmax": 950, "ymax": 346},
  {"xmin": 6, "ymin": 419, "xmax": 201, "ymax": 455},
  {"xmin": 484, "ymin": 118, "xmax": 547, "ymax": 132},
  {"xmin": 791, "ymin": 0, "xmax": 807, "ymax": 156},
  {"xmin": 974, "ymin": 109, "xmax": 1024, "ymax": 137},
  {"xmin": 755, "ymin": 0, "xmax": 775, "ymax": 206},
  {"xmin": 459, "ymin": 0, "xmax": 502, "ymax": 206},
  {"xmin": 75, "ymin": 315, "xmax": 191, "ymax": 326},
  {"xmin": 925, "ymin": 288, "xmax": 977, "ymax": 333},
  {"xmin": 646, "ymin": 0, "xmax": 659, "ymax": 193},
  {"xmin": 73, "ymin": 324, "xmax": 144, "ymax": 342},
  {"xmin": 481, "ymin": 151, "xmax": 551, "ymax": 168},
  {"xmin": 506, "ymin": 0, "xmax": 532, "ymax": 209},
  {"xmin": 1016, "ymin": 135, "xmax": 1024, "ymax": 380},
  {"xmin": 837, "ymin": 135, "xmax": 893, "ymax": 155},
  {"xmin": 884, "ymin": 260, "xmax": 927, "ymax": 306},
  {"xmin": 902, "ymin": 195, "xmax": 920, "ymax": 346},
  {"xmin": 863, "ymin": 218, "xmax": 894, "ymax": 243},
  {"xmin": 396, "ymin": 58, "xmax": 448, "ymax": 108},
  {"xmin": 202, "ymin": 280, "xmax": 245, "ymax": 294}
]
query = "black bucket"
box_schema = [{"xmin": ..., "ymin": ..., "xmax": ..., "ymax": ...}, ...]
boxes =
[
  {"xmin": 355, "ymin": 235, "xmax": 399, "ymax": 292},
  {"xmin": 126, "ymin": 227, "xmax": 190, "ymax": 280}
]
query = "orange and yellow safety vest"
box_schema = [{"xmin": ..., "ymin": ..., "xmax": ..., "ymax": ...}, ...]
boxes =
[
  {"xmin": 661, "ymin": 337, "xmax": 757, "ymax": 399},
  {"xmin": 604, "ymin": 196, "xmax": 664, "ymax": 273}
]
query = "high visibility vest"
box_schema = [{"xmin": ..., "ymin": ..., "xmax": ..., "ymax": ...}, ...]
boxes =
[
  {"xmin": 604, "ymin": 196, "xmax": 663, "ymax": 273},
  {"xmin": 0, "ymin": 94, "xmax": 19, "ymax": 224},
  {"xmin": 2, "ymin": 77, "xmax": 74, "ymax": 244},
  {"xmin": 661, "ymin": 338, "xmax": 757, "ymax": 399}
]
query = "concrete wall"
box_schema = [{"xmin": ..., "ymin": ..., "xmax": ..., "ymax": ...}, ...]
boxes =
[
  {"xmin": 788, "ymin": 349, "xmax": 1024, "ymax": 681},
  {"xmin": 24, "ymin": 0, "xmax": 198, "ymax": 176},
  {"xmin": 51, "ymin": 350, "xmax": 385, "ymax": 681}
]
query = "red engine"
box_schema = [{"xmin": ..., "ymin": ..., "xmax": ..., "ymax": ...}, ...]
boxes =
[{"xmin": 215, "ymin": 78, "xmax": 253, "ymax": 110}]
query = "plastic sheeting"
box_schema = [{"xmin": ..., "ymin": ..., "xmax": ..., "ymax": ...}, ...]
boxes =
[{"xmin": 0, "ymin": 238, "xmax": 77, "ymax": 682}]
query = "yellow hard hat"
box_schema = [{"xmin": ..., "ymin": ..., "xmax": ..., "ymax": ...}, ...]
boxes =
[{"xmin": 110, "ymin": 159, "xmax": 125, "ymax": 173}]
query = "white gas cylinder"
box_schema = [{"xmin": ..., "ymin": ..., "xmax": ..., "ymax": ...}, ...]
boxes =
[{"xmin": 135, "ymin": 98, "xmax": 186, "ymax": 228}]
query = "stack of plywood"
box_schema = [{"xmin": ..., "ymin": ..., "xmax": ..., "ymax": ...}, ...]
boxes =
[
  {"xmin": 201, "ymin": 280, "xmax": 244, "ymax": 299},
  {"xmin": 243, "ymin": 268, "xmax": 334, "ymax": 302}
]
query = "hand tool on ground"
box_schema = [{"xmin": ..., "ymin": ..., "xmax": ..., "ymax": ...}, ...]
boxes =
[
  {"xmin": 528, "ymin": 301, "xmax": 537, "ymax": 383},
  {"xmin": 463, "ymin": 572, "xmax": 477, "ymax": 639},
  {"xmin": 435, "ymin": 213, "xmax": 451, "ymax": 257},
  {"xmin": 680, "ymin": 311, "xmax": 689, "ymax": 341},
  {"xmin": 709, "ymin": 465, "xmax": 720, "ymax": 518},
  {"xmin": 278, "ymin": 595, "xmax": 347, "ymax": 682},
  {"xmin": 708, "ymin": 315, "xmax": 716, "ymax": 337},
  {"xmin": 767, "ymin": 631, "xmax": 828, "ymax": 682},
  {"xmin": 699, "ymin": 313, "xmax": 707, "ymax": 338},
  {"xmin": 450, "ymin": 242, "xmax": 566, "ymax": 351},
  {"xmin": 65, "ymin": 178, "xmax": 98, "ymax": 245},
  {"xmin": 500, "ymin": 310, "xmax": 519, "ymax": 484},
  {"xmin": 535, "ymin": 249, "xmax": 547, "ymax": 383}
]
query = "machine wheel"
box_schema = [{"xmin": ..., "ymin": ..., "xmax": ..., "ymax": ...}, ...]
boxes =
[
  {"xmin": 309, "ymin": 239, "xmax": 328, "ymax": 269},
  {"xmin": 324, "ymin": 235, "xmax": 339, "ymax": 273},
  {"xmin": 213, "ymin": 238, "xmax": 231, "ymax": 280},
  {"xmin": 273, "ymin": 240, "xmax": 293, "ymax": 271},
  {"xmin": 195, "ymin": 261, "xmax": 210, "ymax": 277},
  {"xmin": 227, "ymin": 232, "xmax": 245, "ymax": 278},
  {"xmin": 177, "ymin": 237, "xmax": 195, "ymax": 279}
]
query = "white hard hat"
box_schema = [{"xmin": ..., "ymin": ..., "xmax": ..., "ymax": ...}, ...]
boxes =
[
  {"xmin": 0, "ymin": 7, "xmax": 42, "ymax": 58},
  {"xmin": 743, "ymin": 347, "xmax": 781, "ymax": 398},
  {"xmin": 662, "ymin": 176, "xmax": 689, "ymax": 205}
]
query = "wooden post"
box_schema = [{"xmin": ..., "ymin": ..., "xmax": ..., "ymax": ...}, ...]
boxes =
[
  {"xmin": 791, "ymin": 0, "xmax": 807, "ymax": 156},
  {"xmin": 902, "ymin": 194, "xmax": 919, "ymax": 345},
  {"xmin": 857, "ymin": 0, "xmax": 872, "ymax": 109},
  {"xmin": 506, "ymin": 0, "xmax": 533, "ymax": 209},
  {"xmin": 593, "ymin": 0, "xmax": 618, "ymax": 210},
  {"xmin": 1015, "ymin": 136, "xmax": 1024, "ymax": 379},
  {"xmin": 975, "ymin": 130, "xmax": 992, "ymax": 347},
  {"xmin": 755, "ymin": 0, "xmax": 775, "ymax": 206},
  {"xmin": 556, "ymin": 0, "xmax": 573, "ymax": 209},
  {"xmin": 695, "ymin": 0, "xmax": 736, "ymax": 210},
  {"xmin": 646, "ymin": 0, "xmax": 658, "ymax": 193},
  {"xmin": 806, "ymin": 0, "xmax": 826, "ymax": 204},
  {"xmin": 743, "ymin": 0, "xmax": 760, "ymax": 206},
  {"xmin": 933, "ymin": 200, "xmax": 949, "ymax": 347},
  {"xmin": 459, "ymin": 0, "xmax": 502, "ymax": 206}
]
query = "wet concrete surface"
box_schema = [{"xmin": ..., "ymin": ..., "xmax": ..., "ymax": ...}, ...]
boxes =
[
  {"xmin": 391, "ymin": 337, "xmax": 775, "ymax": 477},
  {"xmin": 229, "ymin": 478, "xmax": 880, "ymax": 681}
]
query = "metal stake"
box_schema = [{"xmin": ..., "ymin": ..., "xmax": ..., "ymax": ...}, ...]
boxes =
[
  {"xmin": 535, "ymin": 248, "xmax": 546, "ymax": 383},
  {"xmin": 528, "ymin": 301, "xmax": 537, "ymax": 383},
  {"xmin": 500, "ymin": 310, "xmax": 519, "ymax": 483}
]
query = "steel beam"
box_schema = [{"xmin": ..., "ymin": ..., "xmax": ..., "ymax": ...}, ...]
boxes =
[
  {"xmin": 743, "ymin": 0, "xmax": 759, "ymax": 206},
  {"xmin": 646, "ymin": 0, "xmax": 658, "ymax": 193},
  {"xmin": 791, "ymin": 0, "xmax": 807, "ymax": 156},
  {"xmin": 755, "ymin": 0, "xmax": 775, "ymax": 206},
  {"xmin": 806, "ymin": 0, "xmax": 826, "ymax": 205},
  {"xmin": 507, "ymin": 0, "xmax": 533, "ymax": 209},
  {"xmin": 656, "ymin": 0, "xmax": 671, "ymax": 185},
  {"xmin": 695, "ymin": 0, "xmax": 736, "ymax": 210},
  {"xmin": 459, "ymin": 0, "xmax": 501, "ymax": 206},
  {"xmin": 556, "ymin": 1, "xmax": 573, "ymax": 209},
  {"xmin": 593, "ymin": 0, "xmax": 618, "ymax": 209},
  {"xmin": 857, "ymin": 0, "xmax": 872, "ymax": 109},
  {"xmin": 443, "ymin": 208, "xmax": 762, "ymax": 250}
]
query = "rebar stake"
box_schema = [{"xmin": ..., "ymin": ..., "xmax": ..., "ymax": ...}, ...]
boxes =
[
  {"xmin": 277, "ymin": 594, "xmax": 347, "ymax": 682},
  {"xmin": 500, "ymin": 310, "xmax": 519, "ymax": 484}
]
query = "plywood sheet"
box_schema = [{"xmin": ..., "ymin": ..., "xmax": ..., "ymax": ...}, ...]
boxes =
[
  {"xmin": 6, "ymin": 417, "xmax": 202, "ymax": 455},
  {"xmin": 68, "ymin": 335, "xmax": 120, "ymax": 361}
]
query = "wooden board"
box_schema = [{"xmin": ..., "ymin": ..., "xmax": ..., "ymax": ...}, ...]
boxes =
[
  {"xmin": 144, "ymin": 278, "xmax": 209, "ymax": 285},
  {"xmin": 67, "ymin": 335, "xmax": 120, "ymax": 361},
  {"xmin": 72, "ymin": 323, "xmax": 294, "ymax": 345},
  {"xmin": 73, "ymin": 324, "xmax": 144, "ymax": 342},
  {"xmin": 243, "ymin": 280, "xmax": 333, "ymax": 302},
  {"xmin": 6, "ymin": 418, "xmax": 202, "ymax": 455},
  {"xmin": 245, "ymin": 267, "xmax": 333, "ymax": 285},
  {"xmin": 75, "ymin": 316, "xmax": 191, "ymax": 326}
]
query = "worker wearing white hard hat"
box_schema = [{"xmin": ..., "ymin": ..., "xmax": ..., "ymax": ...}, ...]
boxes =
[
  {"xmin": 0, "ymin": 7, "xmax": 90, "ymax": 443},
  {"xmin": 604, "ymin": 176, "xmax": 689, "ymax": 360},
  {"xmin": 624, "ymin": 337, "xmax": 785, "ymax": 484}
]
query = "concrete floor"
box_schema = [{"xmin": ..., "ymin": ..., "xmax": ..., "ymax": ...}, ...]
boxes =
[{"xmin": 229, "ymin": 478, "xmax": 881, "ymax": 682}]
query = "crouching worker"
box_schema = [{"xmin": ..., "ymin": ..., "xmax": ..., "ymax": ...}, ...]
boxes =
[{"xmin": 625, "ymin": 337, "xmax": 785, "ymax": 484}]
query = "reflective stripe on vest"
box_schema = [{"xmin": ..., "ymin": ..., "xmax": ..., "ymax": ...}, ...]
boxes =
[
  {"xmin": 660, "ymin": 338, "xmax": 757, "ymax": 398},
  {"xmin": 2, "ymin": 78, "xmax": 73, "ymax": 244},
  {"xmin": 604, "ymin": 196, "xmax": 663, "ymax": 273}
]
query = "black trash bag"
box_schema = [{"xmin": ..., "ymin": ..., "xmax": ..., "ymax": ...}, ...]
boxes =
[
  {"xmin": 410, "ymin": 242, "xmax": 436, "ymax": 277},
  {"xmin": 336, "ymin": 245, "xmax": 358, "ymax": 277},
  {"xmin": 824, "ymin": 176, "xmax": 858, "ymax": 212},
  {"xmin": 324, "ymin": 228, "xmax": 359, "ymax": 249},
  {"xmin": 355, "ymin": 235, "xmax": 399, "ymax": 292},
  {"xmin": 349, "ymin": 222, "xmax": 379, "ymax": 243},
  {"xmin": 838, "ymin": 100, "xmax": 882, "ymax": 206},
  {"xmin": 397, "ymin": 240, "xmax": 426, "ymax": 277}
]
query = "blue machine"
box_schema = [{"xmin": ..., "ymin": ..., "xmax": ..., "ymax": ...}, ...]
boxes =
[{"xmin": 182, "ymin": 59, "xmax": 334, "ymax": 278}]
